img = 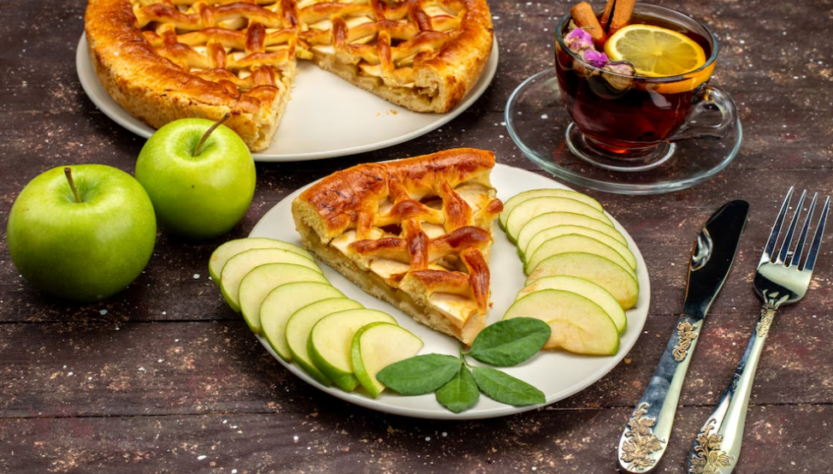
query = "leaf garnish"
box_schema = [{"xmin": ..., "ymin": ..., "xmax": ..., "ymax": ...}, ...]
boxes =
[
  {"xmin": 467, "ymin": 318, "xmax": 551, "ymax": 366},
  {"xmin": 435, "ymin": 367, "xmax": 479, "ymax": 413},
  {"xmin": 376, "ymin": 354, "xmax": 461, "ymax": 396},
  {"xmin": 471, "ymin": 367, "xmax": 546, "ymax": 406}
]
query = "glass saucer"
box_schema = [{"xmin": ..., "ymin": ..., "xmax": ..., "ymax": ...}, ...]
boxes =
[{"xmin": 505, "ymin": 68, "xmax": 742, "ymax": 195}]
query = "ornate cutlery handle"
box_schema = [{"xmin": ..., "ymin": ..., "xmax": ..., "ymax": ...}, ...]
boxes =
[
  {"xmin": 686, "ymin": 304, "xmax": 776, "ymax": 474},
  {"xmin": 618, "ymin": 313, "xmax": 703, "ymax": 473}
]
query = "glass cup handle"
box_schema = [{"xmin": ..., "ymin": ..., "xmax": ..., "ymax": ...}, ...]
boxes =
[{"xmin": 670, "ymin": 86, "xmax": 738, "ymax": 142}]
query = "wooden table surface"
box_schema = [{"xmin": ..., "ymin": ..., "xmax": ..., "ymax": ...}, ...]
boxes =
[{"xmin": 2, "ymin": 0, "xmax": 832, "ymax": 472}]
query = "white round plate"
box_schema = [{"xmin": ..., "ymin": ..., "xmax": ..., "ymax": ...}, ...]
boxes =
[
  {"xmin": 76, "ymin": 35, "xmax": 498, "ymax": 162},
  {"xmin": 249, "ymin": 163, "xmax": 650, "ymax": 420}
]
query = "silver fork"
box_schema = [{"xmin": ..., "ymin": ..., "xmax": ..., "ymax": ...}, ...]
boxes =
[{"xmin": 685, "ymin": 187, "xmax": 830, "ymax": 474}]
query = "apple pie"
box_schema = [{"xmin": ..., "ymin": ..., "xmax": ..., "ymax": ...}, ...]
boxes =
[
  {"xmin": 84, "ymin": 0, "xmax": 494, "ymax": 151},
  {"xmin": 291, "ymin": 148, "xmax": 503, "ymax": 344}
]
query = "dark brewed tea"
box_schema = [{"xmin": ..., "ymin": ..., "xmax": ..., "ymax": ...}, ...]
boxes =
[{"xmin": 555, "ymin": 13, "xmax": 713, "ymax": 154}]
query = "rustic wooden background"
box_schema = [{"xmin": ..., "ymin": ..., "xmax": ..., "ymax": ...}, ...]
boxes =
[{"xmin": 2, "ymin": 0, "xmax": 832, "ymax": 472}]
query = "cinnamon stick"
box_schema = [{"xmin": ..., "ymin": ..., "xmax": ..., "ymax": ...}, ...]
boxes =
[
  {"xmin": 570, "ymin": 2, "xmax": 606, "ymax": 48},
  {"xmin": 609, "ymin": 0, "xmax": 635, "ymax": 35},
  {"xmin": 600, "ymin": 0, "xmax": 616, "ymax": 32}
]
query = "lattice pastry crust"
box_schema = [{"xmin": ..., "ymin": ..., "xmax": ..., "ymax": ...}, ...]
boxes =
[
  {"xmin": 84, "ymin": 0, "xmax": 493, "ymax": 151},
  {"xmin": 292, "ymin": 148, "xmax": 503, "ymax": 344}
]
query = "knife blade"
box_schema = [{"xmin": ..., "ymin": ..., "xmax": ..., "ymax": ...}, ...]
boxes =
[{"xmin": 617, "ymin": 200, "xmax": 749, "ymax": 473}]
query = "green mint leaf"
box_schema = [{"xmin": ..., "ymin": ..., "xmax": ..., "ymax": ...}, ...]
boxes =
[
  {"xmin": 436, "ymin": 367, "xmax": 479, "ymax": 413},
  {"xmin": 471, "ymin": 367, "xmax": 546, "ymax": 406},
  {"xmin": 468, "ymin": 318, "xmax": 551, "ymax": 366},
  {"xmin": 376, "ymin": 354, "xmax": 461, "ymax": 395}
]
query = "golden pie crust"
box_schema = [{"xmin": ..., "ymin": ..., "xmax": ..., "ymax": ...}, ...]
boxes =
[
  {"xmin": 292, "ymin": 148, "xmax": 503, "ymax": 344},
  {"xmin": 84, "ymin": 0, "xmax": 493, "ymax": 151}
]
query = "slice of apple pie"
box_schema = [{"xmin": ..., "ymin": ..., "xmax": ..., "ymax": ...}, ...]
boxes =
[{"xmin": 291, "ymin": 148, "xmax": 503, "ymax": 344}]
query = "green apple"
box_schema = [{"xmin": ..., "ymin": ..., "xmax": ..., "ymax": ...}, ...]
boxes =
[
  {"xmin": 309, "ymin": 309, "xmax": 397, "ymax": 392},
  {"xmin": 517, "ymin": 276, "xmax": 627, "ymax": 334},
  {"xmin": 237, "ymin": 263, "xmax": 329, "ymax": 333},
  {"xmin": 259, "ymin": 281, "xmax": 344, "ymax": 360},
  {"xmin": 526, "ymin": 252, "xmax": 639, "ymax": 309},
  {"xmin": 525, "ymin": 234, "xmax": 636, "ymax": 277},
  {"xmin": 135, "ymin": 117, "xmax": 255, "ymax": 240},
  {"xmin": 209, "ymin": 237, "xmax": 313, "ymax": 283},
  {"xmin": 503, "ymin": 289, "xmax": 619, "ymax": 355},
  {"xmin": 499, "ymin": 189, "xmax": 603, "ymax": 229},
  {"xmin": 286, "ymin": 298, "xmax": 364, "ymax": 385},
  {"xmin": 351, "ymin": 322, "xmax": 423, "ymax": 398},
  {"xmin": 516, "ymin": 211, "xmax": 627, "ymax": 255},
  {"xmin": 505, "ymin": 197, "xmax": 613, "ymax": 243},
  {"xmin": 6, "ymin": 165, "xmax": 156, "ymax": 302}
]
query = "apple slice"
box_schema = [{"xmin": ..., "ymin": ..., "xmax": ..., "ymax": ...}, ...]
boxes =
[
  {"xmin": 220, "ymin": 248, "xmax": 322, "ymax": 312},
  {"xmin": 499, "ymin": 189, "xmax": 603, "ymax": 229},
  {"xmin": 351, "ymin": 322, "xmax": 424, "ymax": 398},
  {"xmin": 506, "ymin": 197, "xmax": 613, "ymax": 243},
  {"xmin": 209, "ymin": 238, "xmax": 313, "ymax": 283},
  {"xmin": 517, "ymin": 212, "xmax": 628, "ymax": 254},
  {"xmin": 503, "ymin": 289, "xmax": 619, "ymax": 355},
  {"xmin": 309, "ymin": 309, "xmax": 397, "ymax": 392},
  {"xmin": 526, "ymin": 252, "xmax": 639, "ymax": 309},
  {"xmin": 525, "ymin": 234, "xmax": 636, "ymax": 277},
  {"xmin": 286, "ymin": 298, "xmax": 364, "ymax": 385},
  {"xmin": 260, "ymin": 282, "xmax": 345, "ymax": 361},
  {"xmin": 238, "ymin": 265, "xmax": 331, "ymax": 333},
  {"xmin": 524, "ymin": 225, "xmax": 636, "ymax": 270},
  {"xmin": 517, "ymin": 275, "xmax": 627, "ymax": 334}
]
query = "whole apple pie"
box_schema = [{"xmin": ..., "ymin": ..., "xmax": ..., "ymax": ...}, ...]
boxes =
[
  {"xmin": 291, "ymin": 148, "xmax": 503, "ymax": 344},
  {"xmin": 84, "ymin": 0, "xmax": 494, "ymax": 151}
]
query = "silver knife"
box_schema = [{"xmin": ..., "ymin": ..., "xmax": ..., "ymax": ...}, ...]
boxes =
[{"xmin": 617, "ymin": 200, "xmax": 750, "ymax": 473}]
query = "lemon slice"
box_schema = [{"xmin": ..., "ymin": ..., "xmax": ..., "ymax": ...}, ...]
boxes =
[{"xmin": 605, "ymin": 24, "xmax": 707, "ymax": 77}]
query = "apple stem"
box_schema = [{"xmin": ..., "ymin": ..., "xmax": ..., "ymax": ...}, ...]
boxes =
[
  {"xmin": 193, "ymin": 113, "xmax": 231, "ymax": 157},
  {"xmin": 64, "ymin": 167, "xmax": 82, "ymax": 203}
]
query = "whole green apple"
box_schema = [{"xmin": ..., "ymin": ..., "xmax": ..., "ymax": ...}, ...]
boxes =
[
  {"xmin": 135, "ymin": 117, "xmax": 256, "ymax": 240},
  {"xmin": 6, "ymin": 165, "xmax": 156, "ymax": 302}
]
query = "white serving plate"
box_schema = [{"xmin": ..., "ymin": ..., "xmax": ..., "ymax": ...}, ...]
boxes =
[
  {"xmin": 249, "ymin": 163, "xmax": 651, "ymax": 420},
  {"xmin": 76, "ymin": 35, "xmax": 498, "ymax": 162}
]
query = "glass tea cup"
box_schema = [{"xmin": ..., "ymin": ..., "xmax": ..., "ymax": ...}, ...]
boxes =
[{"xmin": 554, "ymin": 3, "xmax": 737, "ymax": 171}]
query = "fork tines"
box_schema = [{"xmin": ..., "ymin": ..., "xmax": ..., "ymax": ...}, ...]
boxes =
[{"xmin": 762, "ymin": 186, "xmax": 831, "ymax": 271}]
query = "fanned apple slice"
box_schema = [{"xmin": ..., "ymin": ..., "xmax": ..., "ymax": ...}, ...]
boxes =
[
  {"xmin": 286, "ymin": 298, "xmax": 364, "ymax": 385},
  {"xmin": 517, "ymin": 212, "xmax": 628, "ymax": 254},
  {"xmin": 499, "ymin": 189, "xmax": 603, "ymax": 229},
  {"xmin": 209, "ymin": 238, "xmax": 313, "ymax": 283},
  {"xmin": 503, "ymin": 289, "xmax": 619, "ymax": 355},
  {"xmin": 525, "ymin": 234, "xmax": 636, "ymax": 276},
  {"xmin": 506, "ymin": 197, "xmax": 613, "ymax": 243},
  {"xmin": 517, "ymin": 275, "xmax": 627, "ymax": 334},
  {"xmin": 238, "ymin": 265, "xmax": 330, "ymax": 333},
  {"xmin": 220, "ymin": 248, "xmax": 322, "ymax": 312},
  {"xmin": 351, "ymin": 322, "xmax": 424, "ymax": 398},
  {"xmin": 260, "ymin": 282, "xmax": 344, "ymax": 361},
  {"xmin": 523, "ymin": 225, "xmax": 636, "ymax": 270},
  {"xmin": 526, "ymin": 252, "xmax": 639, "ymax": 310},
  {"xmin": 309, "ymin": 309, "xmax": 397, "ymax": 392}
]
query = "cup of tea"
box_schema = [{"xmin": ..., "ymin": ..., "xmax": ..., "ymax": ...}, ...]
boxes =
[{"xmin": 554, "ymin": 3, "xmax": 737, "ymax": 170}]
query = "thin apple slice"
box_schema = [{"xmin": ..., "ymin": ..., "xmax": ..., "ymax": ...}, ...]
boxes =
[
  {"xmin": 239, "ymin": 265, "xmax": 331, "ymax": 333},
  {"xmin": 286, "ymin": 298, "xmax": 364, "ymax": 385},
  {"xmin": 209, "ymin": 238, "xmax": 313, "ymax": 283},
  {"xmin": 220, "ymin": 248, "xmax": 322, "ymax": 312},
  {"xmin": 506, "ymin": 197, "xmax": 613, "ymax": 243},
  {"xmin": 523, "ymin": 225, "xmax": 637, "ymax": 271},
  {"xmin": 526, "ymin": 252, "xmax": 639, "ymax": 310},
  {"xmin": 517, "ymin": 212, "xmax": 628, "ymax": 254},
  {"xmin": 503, "ymin": 289, "xmax": 619, "ymax": 355},
  {"xmin": 499, "ymin": 189, "xmax": 603, "ymax": 229},
  {"xmin": 517, "ymin": 275, "xmax": 627, "ymax": 334},
  {"xmin": 351, "ymin": 322, "xmax": 424, "ymax": 398},
  {"xmin": 260, "ymin": 282, "xmax": 345, "ymax": 361},
  {"xmin": 525, "ymin": 234, "xmax": 636, "ymax": 277},
  {"xmin": 309, "ymin": 309, "xmax": 397, "ymax": 392}
]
